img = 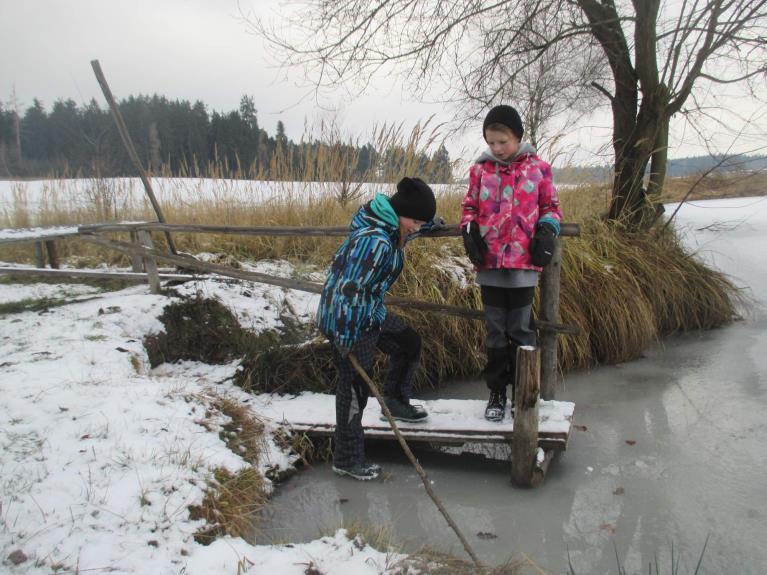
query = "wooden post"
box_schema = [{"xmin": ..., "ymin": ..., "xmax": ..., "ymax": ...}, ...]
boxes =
[
  {"xmin": 511, "ymin": 346, "xmax": 540, "ymax": 487},
  {"xmin": 129, "ymin": 231, "xmax": 144, "ymax": 272},
  {"xmin": 137, "ymin": 231, "xmax": 161, "ymax": 294},
  {"xmin": 44, "ymin": 240, "xmax": 59, "ymax": 269},
  {"xmin": 34, "ymin": 242, "xmax": 45, "ymax": 268},
  {"xmin": 90, "ymin": 59, "xmax": 178, "ymax": 255},
  {"xmin": 539, "ymin": 237, "xmax": 563, "ymax": 400}
]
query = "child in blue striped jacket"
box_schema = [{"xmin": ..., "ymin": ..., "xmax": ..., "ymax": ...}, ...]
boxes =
[{"xmin": 316, "ymin": 177, "xmax": 438, "ymax": 480}]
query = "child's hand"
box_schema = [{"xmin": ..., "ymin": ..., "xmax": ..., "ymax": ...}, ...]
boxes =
[
  {"xmin": 530, "ymin": 222, "xmax": 557, "ymax": 267},
  {"xmin": 462, "ymin": 221, "xmax": 488, "ymax": 266},
  {"xmin": 428, "ymin": 215, "xmax": 447, "ymax": 231}
]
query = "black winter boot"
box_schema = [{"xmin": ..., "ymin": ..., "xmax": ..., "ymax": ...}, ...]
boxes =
[
  {"xmin": 483, "ymin": 346, "xmax": 510, "ymax": 421},
  {"xmin": 484, "ymin": 389, "xmax": 507, "ymax": 421}
]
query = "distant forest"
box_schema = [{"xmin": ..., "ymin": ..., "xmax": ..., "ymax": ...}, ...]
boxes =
[
  {"xmin": 557, "ymin": 154, "xmax": 767, "ymax": 184},
  {"xmin": 0, "ymin": 94, "xmax": 453, "ymax": 182}
]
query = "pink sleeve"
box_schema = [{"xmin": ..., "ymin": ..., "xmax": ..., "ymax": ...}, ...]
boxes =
[{"xmin": 537, "ymin": 162, "xmax": 562, "ymax": 224}]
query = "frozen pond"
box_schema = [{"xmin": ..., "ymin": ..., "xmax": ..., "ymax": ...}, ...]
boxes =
[{"xmin": 259, "ymin": 197, "xmax": 767, "ymax": 574}]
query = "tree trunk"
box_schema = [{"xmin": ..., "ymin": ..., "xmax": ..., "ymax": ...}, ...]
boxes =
[
  {"xmin": 648, "ymin": 115, "xmax": 669, "ymax": 198},
  {"xmin": 608, "ymin": 88, "xmax": 669, "ymax": 227}
]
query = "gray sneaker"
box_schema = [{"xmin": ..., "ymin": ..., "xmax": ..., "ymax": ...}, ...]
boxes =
[
  {"xmin": 332, "ymin": 462, "xmax": 380, "ymax": 480},
  {"xmin": 381, "ymin": 397, "xmax": 428, "ymax": 422},
  {"xmin": 362, "ymin": 461, "xmax": 382, "ymax": 474}
]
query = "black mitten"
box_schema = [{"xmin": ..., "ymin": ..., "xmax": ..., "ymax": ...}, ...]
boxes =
[
  {"xmin": 530, "ymin": 222, "xmax": 557, "ymax": 267},
  {"xmin": 462, "ymin": 221, "xmax": 488, "ymax": 266}
]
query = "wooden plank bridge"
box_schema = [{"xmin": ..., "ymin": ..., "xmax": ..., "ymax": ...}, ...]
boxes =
[
  {"xmin": 257, "ymin": 394, "xmax": 575, "ymax": 451},
  {"xmin": 256, "ymin": 393, "xmax": 575, "ymax": 451}
]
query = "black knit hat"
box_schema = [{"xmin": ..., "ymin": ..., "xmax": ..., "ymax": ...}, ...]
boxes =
[
  {"xmin": 483, "ymin": 105, "xmax": 524, "ymax": 141},
  {"xmin": 389, "ymin": 177, "xmax": 436, "ymax": 222}
]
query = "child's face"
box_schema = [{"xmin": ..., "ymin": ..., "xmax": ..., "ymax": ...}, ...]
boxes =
[
  {"xmin": 485, "ymin": 128, "xmax": 520, "ymax": 161},
  {"xmin": 399, "ymin": 216, "xmax": 426, "ymax": 237}
]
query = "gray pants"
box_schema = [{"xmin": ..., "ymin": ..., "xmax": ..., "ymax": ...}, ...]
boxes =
[
  {"xmin": 331, "ymin": 313, "xmax": 421, "ymax": 469},
  {"xmin": 482, "ymin": 285, "xmax": 536, "ymax": 348},
  {"xmin": 481, "ymin": 286, "xmax": 536, "ymax": 395}
]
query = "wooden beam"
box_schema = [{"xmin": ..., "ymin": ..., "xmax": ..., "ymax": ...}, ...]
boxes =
[
  {"xmin": 78, "ymin": 221, "xmax": 581, "ymax": 238},
  {"xmin": 532, "ymin": 449, "xmax": 556, "ymax": 487},
  {"xmin": 0, "ymin": 231, "xmax": 80, "ymax": 246},
  {"xmin": 0, "ymin": 266, "xmax": 197, "ymax": 282},
  {"xmin": 539, "ymin": 237, "xmax": 563, "ymax": 399},
  {"xmin": 90, "ymin": 59, "xmax": 178, "ymax": 255},
  {"xmin": 137, "ymin": 230, "xmax": 161, "ymax": 294},
  {"xmin": 79, "ymin": 222, "xmax": 353, "ymax": 237},
  {"xmin": 128, "ymin": 230, "xmax": 144, "ymax": 272},
  {"xmin": 34, "ymin": 242, "xmax": 45, "ymax": 268},
  {"xmin": 511, "ymin": 346, "xmax": 541, "ymax": 487},
  {"xmin": 281, "ymin": 424, "xmax": 569, "ymax": 451},
  {"xmin": 44, "ymin": 240, "xmax": 59, "ymax": 269}
]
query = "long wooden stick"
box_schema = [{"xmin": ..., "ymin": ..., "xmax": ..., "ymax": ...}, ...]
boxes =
[
  {"xmin": 78, "ymin": 221, "xmax": 582, "ymax": 238},
  {"xmin": 347, "ymin": 353, "xmax": 485, "ymax": 571},
  {"xmin": 90, "ymin": 59, "xmax": 178, "ymax": 255},
  {"xmin": 0, "ymin": 266, "xmax": 195, "ymax": 282}
]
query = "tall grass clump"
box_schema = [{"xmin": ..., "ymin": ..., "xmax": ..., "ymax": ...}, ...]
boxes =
[{"xmin": 556, "ymin": 219, "xmax": 741, "ymax": 370}]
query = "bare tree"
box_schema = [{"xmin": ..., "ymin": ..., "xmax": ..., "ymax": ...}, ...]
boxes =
[{"xmin": 252, "ymin": 0, "xmax": 767, "ymax": 228}]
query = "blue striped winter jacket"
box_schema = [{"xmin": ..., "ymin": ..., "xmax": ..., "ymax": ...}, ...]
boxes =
[{"xmin": 316, "ymin": 193, "xmax": 409, "ymax": 351}]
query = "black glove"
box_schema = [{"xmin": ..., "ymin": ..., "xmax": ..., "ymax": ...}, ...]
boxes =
[
  {"xmin": 530, "ymin": 221, "xmax": 557, "ymax": 267},
  {"xmin": 429, "ymin": 215, "xmax": 447, "ymax": 231},
  {"xmin": 462, "ymin": 221, "xmax": 488, "ymax": 266},
  {"xmin": 411, "ymin": 215, "xmax": 447, "ymax": 238}
]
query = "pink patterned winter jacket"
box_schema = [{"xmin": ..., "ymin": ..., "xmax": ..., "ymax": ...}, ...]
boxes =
[{"xmin": 460, "ymin": 145, "xmax": 562, "ymax": 271}]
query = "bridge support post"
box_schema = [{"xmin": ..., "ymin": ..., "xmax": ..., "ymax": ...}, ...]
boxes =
[
  {"xmin": 511, "ymin": 346, "xmax": 542, "ymax": 487},
  {"xmin": 539, "ymin": 237, "xmax": 562, "ymax": 400},
  {"xmin": 137, "ymin": 231, "xmax": 161, "ymax": 294},
  {"xmin": 45, "ymin": 240, "xmax": 59, "ymax": 269}
]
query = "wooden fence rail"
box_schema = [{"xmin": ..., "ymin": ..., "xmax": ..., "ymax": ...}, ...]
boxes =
[{"xmin": 78, "ymin": 221, "xmax": 581, "ymax": 238}]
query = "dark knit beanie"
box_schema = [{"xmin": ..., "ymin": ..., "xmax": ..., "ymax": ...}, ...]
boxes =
[
  {"xmin": 483, "ymin": 105, "xmax": 524, "ymax": 141},
  {"xmin": 389, "ymin": 177, "xmax": 436, "ymax": 222}
]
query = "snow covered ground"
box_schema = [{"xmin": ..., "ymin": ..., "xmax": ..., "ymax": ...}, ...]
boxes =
[{"xmin": 0, "ymin": 260, "xmax": 418, "ymax": 574}]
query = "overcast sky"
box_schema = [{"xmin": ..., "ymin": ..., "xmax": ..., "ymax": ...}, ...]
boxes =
[{"xmin": 1, "ymin": 0, "xmax": 765, "ymax": 169}]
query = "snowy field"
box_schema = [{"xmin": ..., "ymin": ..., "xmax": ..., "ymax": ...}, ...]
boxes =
[{"xmin": 1, "ymin": 195, "xmax": 763, "ymax": 573}]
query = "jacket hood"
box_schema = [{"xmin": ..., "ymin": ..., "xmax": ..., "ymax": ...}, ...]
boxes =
[
  {"xmin": 475, "ymin": 142, "xmax": 537, "ymax": 165},
  {"xmin": 350, "ymin": 193, "xmax": 400, "ymax": 233}
]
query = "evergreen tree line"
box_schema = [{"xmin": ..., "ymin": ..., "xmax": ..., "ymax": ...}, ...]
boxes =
[{"xmin": 0, "ymin": 94, "xmax": 453, "ymax": 182}]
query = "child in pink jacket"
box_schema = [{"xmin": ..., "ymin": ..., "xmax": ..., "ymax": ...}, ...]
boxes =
[{"xmin": 460, "ymin": 104, "xmax": 562, "ymax": 421}]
